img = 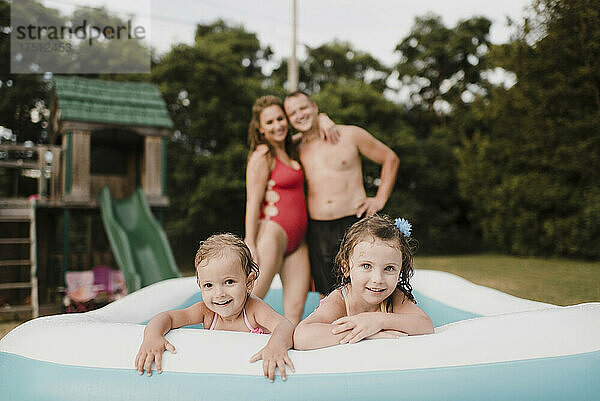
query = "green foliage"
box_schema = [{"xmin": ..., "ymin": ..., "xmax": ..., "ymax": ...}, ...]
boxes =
[
  {"xmin": 273, "ymin": 41, "xmax": 389, "ymax": 93},
  {"xmin": 394, "ymin": 14, "xmax": 492, "ymax": 113},
  {"xmin": 457, "ymin": 0, "xmax": 600, "ymax": 258},
  {"xmin": 388, "ymin": 15, "xmax": 493, "ymax": 253},
  {"xmin": 151, "ymin": 21, "xmax": 272, "ymax": 259},
  {"xmin": 313, "ymin": 81, "xmax": 404, "ymax": 135},
  {"xmin": 1, "ymin": 0, "xmax": 153, "ymax": 147},
  {"xmin": 67, "ymin": 6, "xmax": 151, "ymax": 74},
  {"xmin": 195, "ymin": 20, "xmax": 272, "ymax": 80},
  {"xmin": 0, "ymin": 0, "xmax": 53, "ymax": 144},
  {"xmin": 3, "ymin": 1, "xmax": 596, "ymax": 261}
]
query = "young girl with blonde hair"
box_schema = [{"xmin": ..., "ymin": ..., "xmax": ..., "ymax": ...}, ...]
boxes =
[{"xmin": 135, "ymin": 233, "xmax": 295, "ymax": 382}]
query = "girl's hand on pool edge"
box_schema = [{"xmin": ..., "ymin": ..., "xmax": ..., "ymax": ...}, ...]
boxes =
[
  {"xmin": 135, "ymin": 336, "xmax": 177, "ymax": 376},
  {"xmin": 250, "ymin": 344, "xmax": 295, "ymax": 383}
]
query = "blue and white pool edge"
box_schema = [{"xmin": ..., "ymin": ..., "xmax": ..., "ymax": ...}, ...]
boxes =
[
  {"xmin": 1, "ymin": 270, "xmax": 599, "ymax": 400},
  {"xmin": 2, "ymin": 349, "xmax": 599, "ymax": 401}
]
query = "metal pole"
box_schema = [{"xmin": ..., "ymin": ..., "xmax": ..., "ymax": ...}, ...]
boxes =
[{"xmin": 288, "ymin": 0, "xmax": 298, "ymax": 91}]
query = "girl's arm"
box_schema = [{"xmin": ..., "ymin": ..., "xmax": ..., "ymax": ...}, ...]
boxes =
[
  {"xmin": 135, "ymin": 302, "xmax": 208, "ymax": 375},
  {"xmin": 383, "ymin": 290, "xmax": 434, "ymax": 335},
  {"xmin": 331, "ymin": 291, "xmax": 433, "ymax": 344},
  {"xmin": 247, "ymin": 296, "xmax": 295, "ymax": 382},
  {"xmin": 244, "ymin": 146, "xmax": 271, "ymax": 262},
  {"xmin": 293, "ymin": 291, "xmax": 349, "ymax": 350},
  {"xmin": 384, "ymin": 293, "xmax": 434, "ymax": 334}
]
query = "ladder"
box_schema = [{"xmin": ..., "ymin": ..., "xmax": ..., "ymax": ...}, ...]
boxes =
[{"xmin": 0, "ymin": 201, "xmax": 39, "ymax": 318}]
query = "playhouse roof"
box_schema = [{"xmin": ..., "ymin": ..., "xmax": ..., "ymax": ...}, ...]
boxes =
[{"xmin": 53, "ymin": 76, "xmax": 173, "ymax": 129}]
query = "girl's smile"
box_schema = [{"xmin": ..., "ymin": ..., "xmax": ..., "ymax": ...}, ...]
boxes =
[{"xmin": 212, "ymin": 299, "xmax": 232, "ymax": 306}]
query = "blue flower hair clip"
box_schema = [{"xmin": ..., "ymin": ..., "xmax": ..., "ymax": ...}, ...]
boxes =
[{"xmin": 394, "ymin": 218, "xmax": 412, "ymax": 238}]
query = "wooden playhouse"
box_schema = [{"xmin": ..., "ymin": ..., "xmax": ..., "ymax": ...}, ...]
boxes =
[{"xmin": 0, "ymin": 76, "xmax": 173, "ymax": 317}]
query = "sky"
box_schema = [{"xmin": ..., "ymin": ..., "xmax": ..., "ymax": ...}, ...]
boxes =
[{"xmin": 40, "ymin": 0, "xmax": 533, "ymax": 67}]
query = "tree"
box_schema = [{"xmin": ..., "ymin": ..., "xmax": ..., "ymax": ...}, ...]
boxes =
[
  {"xmin": 457, "ymin": 0, "xmax": 600, "ymax": 258},
  {"xmin": 1, "ymin": 0, "xmax": 154, "ymax": 146},
  {"xmin": 389, "ymin": 15, "xmax": 495, "ymax": 252},
  {"xmin": 67, "ymin": 6, "xmax": 151, "ymax": 75},
  {"xmin": 0, "ymin": 0, "xmax": 56, "ymax": 145},
  {"xmin": 394, "ymin": 14, "xmax": 492, "ymax": 115},
  {"xmin": 194, "ymin": 20, "xmax": 273, "ymax": 80},
  {"xmin": 272, "ymin": 41, "xmax": 389, "ymax": 94}
]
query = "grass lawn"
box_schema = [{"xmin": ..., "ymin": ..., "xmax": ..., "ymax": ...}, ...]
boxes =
[
  {"xmin": 415, "ymin": 254, "xmax": 600, "ymax": 306},
  {"xmin": 1, "ymin": 254, "xmax": 598, "ymax": 340}
]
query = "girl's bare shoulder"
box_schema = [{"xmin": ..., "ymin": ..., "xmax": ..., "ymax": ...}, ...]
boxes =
[
  {"xmin": 391, "ymin": 289, "xmax": 420, "ymax": 312},
  {"xmin": 244, "ymin": 294, "xmax": 277, "ymax": 317},
  {"xmin": 307, "ymin": 289, "xmax": 346, "ymax": 322},
  {"xmin": 322, "ymin": 288, "xmax": 345, "ymax": 306},
  {"xmin": 244, "ymin": 294, "xmax": 284, "ymax": 332},
  {"xmin": 184, "ymin": 300, "xmax": 210, "ymax": 315},
  {"xmin": 169, "ymin": 301, "xmax": 213, "ymax": 328},
  {"xmin": 246, "ymin": 293, "xmax": 269, "ymax": 309}
]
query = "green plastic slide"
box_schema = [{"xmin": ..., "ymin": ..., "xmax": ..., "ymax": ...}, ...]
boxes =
[{"xmin": 99, "ymin": 187, "xmax": 181, "ymax": 292}]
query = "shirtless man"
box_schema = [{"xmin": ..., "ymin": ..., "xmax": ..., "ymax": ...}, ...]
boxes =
[{"xmin": 283, "ymin": 91, "xmax": 399, "ymax": 295}]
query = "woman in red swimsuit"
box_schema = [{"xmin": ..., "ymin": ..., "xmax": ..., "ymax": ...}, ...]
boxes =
[{"xmin": 245, "ymin": 95, "xmax": 311, "ymax": 324}]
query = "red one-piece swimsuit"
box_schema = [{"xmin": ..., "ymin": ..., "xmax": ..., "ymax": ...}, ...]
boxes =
[{"xmin": 260, "ymin": 157, "xmax": 308, "ymax": 255}]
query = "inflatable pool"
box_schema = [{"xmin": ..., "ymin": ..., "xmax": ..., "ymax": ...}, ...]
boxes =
[{"xmin": 1, "ymin": 270, "xmax": 599, "ymax": 400}]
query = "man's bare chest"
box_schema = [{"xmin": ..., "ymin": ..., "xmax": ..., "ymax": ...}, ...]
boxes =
[{"xmin": 300, "ymin": 142, "xmax": 359, "ymax": 174}]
